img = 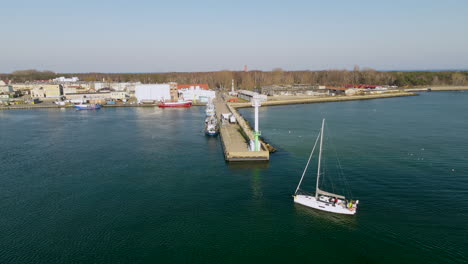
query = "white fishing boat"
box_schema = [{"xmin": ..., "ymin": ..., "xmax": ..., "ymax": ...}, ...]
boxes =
[
  {"xmin": 293, "ymin": 119, "xmax": 358, "ymax": 215},
  {"xmin": 205, "ymin": 116, "xmax": 219, "ymax": 136},
  {"xmin": 205, "ymin": 103, "xmax": 215, "ymax": 117},
  {"xmin": 75, "ymin": 104, "xmax": 101, "ymax": 110}
]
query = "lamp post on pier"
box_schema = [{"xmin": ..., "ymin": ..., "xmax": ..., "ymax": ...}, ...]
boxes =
[{"xmin": 252, "ymin": 98, "xmax": 261, "ymax": 151}]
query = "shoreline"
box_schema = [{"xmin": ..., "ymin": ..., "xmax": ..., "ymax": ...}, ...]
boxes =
[
  {"xmin": 0, "ymin": 102, "xmax": 207, "ymax": 110},
  {"xmin": 3, "ymin": 89, "xmax": 463, "ymax": 110}
]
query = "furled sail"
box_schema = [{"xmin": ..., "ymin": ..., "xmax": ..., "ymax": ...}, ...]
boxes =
[{"xmin": 316, "ymin": 188, "xmax": 346, "ymax": 200}]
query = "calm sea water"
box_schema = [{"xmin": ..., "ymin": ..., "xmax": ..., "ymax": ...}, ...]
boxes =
[{"xmin": 0, "ymin": 92, "xmax": 467, "ymax": 263}]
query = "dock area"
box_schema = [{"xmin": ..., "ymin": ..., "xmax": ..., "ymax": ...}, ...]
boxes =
[{"xmin": 214, "ymin": 96, "xmax": 269, "ymax": 162}]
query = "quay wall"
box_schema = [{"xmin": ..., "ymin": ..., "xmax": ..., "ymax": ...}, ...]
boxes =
[
  {"xmin": 227, "ymin": 104, "xmax": 270, "ymax": 153},
  {"xmin": 219, "ymin": 125, "xmax": 269, "ymax": 161},
  {"xmin": 405, "ymin": 86, "xmax": 468, "ymax": 92},
  {"xmin": 230, "ymin": 92, "xmax": 417, "ymax": 108}
]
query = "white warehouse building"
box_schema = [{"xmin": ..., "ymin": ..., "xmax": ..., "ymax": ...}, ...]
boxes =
[
  {"xmin": 179, "ymin": 86, "xmax": 216, "ymax": 103},
  {"xmin": 53, "ymin": 76, "xmax": 79, "ymax": 83},
  {"xmin": 135, "ymin": 84, "xmax": 171, "ymax": 103}
]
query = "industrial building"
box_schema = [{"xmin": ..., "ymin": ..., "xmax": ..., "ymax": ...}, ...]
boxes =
[
  {"xmin": 238, "ymin": 90, "xmax": 267, "ymax": 102},
  {"xmin": 260, "ymin": 84, "xmax": 327, "ymax": 96},
  {"xmin": 63, "ymin": 87, "xmax": 77, "ymax": 94},
  {"xmin": 31, "ymin": 85, "xmax": 64, "ymax": 98},
  {"xmin": 110, "ymin": 91, "xmax": 128, "ymax": 100},
  {"xmin": 325, "ymin": 87, "xmax": 347, "ymax": 96},
  {"xmin": 168, "ymin": 82, "xmax": 179, "ymax": 101},
  {"xmin": 53, "ymin": 76, "xmax": 79, "ymax": 83},
  {"xmin": 135, "ymin": 84, "xmax": 171, "ymax": 103},
  {"xmin": 178, "ymin": 85, "xmax": 215, "ymax": 103},
  {"xmin": 177, "ymin": 84, "xmax": 210, "ymax": 90},
  {"xmin": 92, "ymin": 82, "xmax": 140, "ymax": 92},
  {"xmin": 0, "ymin": 85, "xmax": 14, "ymax": 94},
  {"xmin": 65, "ymin": 92, "xmax": 111, "ymax": 103}
]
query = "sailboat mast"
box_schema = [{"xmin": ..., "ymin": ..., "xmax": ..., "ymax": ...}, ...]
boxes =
[
  {"xmin": 315, "ymin": 119, "xmax": 325, "ymax": 198},
  {"xmin": 294, "ymin": 131, "xmax": 321, "ymax": 195}
]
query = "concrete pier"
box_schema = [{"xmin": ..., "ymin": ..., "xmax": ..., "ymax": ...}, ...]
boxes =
[
  {"xmin": 404, "ymin": 86, "xmax": 468, "ymax": 92},
  {"xmin": 214, "ymin": 96, "xmax": 269, "ymax": 161},
  {"xmin": 230, "ymin": 92, "xmax": 417, "ymax": 109}
]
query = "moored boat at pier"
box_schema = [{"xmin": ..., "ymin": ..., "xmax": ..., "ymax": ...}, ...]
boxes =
[
  {"xmin": 205, "ymin": 98, "xmax": 215, "ymax": 116},
  {"xmin": 205, "ymin": 116, "xmax": 219, "ymax": 136},
  {"xmin": 158, "ymin": 101, "xmax": 192, "ymax": 108},
  {"xmin": 75, "ymin": 104, "xmax": 102, "ymax": 110},
  {"xmin": 205, "ymin": 104, "xmax": 215, "ymax": 116}
]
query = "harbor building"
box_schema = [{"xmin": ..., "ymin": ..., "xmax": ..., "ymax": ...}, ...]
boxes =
[
  {"xmin": 63, "ymin": 82, "xmax": 92, "ymax": 91},
  {"xmin": 63, "ymin": 87, "xmax": 77, "ymax": 95},
  {"xmin": 65, "ymin": 92, "xmax": 111, "ymax": 103},
  {"xmin": 31, "ymin": 85, "xmax": 64, "ymax": 98},
  {"xmin": 0, "ymin": 85, "xmax": 14, "ymax": 94},
  {"xmin": 178, "ymin": 84, "xmax": 215, "ymax": 103},
  {"xmin": 53, "ymin": 76, "xmax": 79, "ymax": 83},
  {"xmin": 260, "ymin": 84, "xmax": 324, "ymax": 96},
  {"xmin": 135, "ymin": 84, "xmax": 171, "ymax": 103},
  {"xmin": 92, "ymin": 82, "xmax": 140, "ymax": 92},
  {"xmin": 237, "ymin": 90, "xmax": 267, "ymax": 102},
  {"xmin": 178, "ymin": 84, "xmax": 210, "ymax": 90},
  {"xmin": 325, "ymin": 87, "xmax": 347, "ymax": 96},
  {"xmin": 169, "ymin": 82, "xmax": 179, "ymax": 101},
  {"xmin": 110, "ymin": 91, "xmax": 128, "ymax": 100}
]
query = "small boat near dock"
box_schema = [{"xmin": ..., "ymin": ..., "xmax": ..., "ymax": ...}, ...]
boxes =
[
  {"xmin": 205, "ymin": 116, "xmax": 219, "ymax": 136},
  {"xmin": 74, "ymin": 104, "xmax": 102, "ymax": 110}
]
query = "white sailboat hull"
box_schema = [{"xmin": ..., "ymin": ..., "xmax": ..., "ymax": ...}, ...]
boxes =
[{"xmin": 294, "ymin": 195, "xmax": 356, "ymax": 215}]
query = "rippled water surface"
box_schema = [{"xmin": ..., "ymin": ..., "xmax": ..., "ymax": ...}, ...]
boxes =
[{"xmin": 0, "ymin": 92, "xmax": 467, "ymax": 263}]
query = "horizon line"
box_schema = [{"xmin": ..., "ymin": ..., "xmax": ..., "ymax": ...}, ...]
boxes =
[{"xmin": 2, "ymin": 68, "xmax": 468, "ymax": 75}]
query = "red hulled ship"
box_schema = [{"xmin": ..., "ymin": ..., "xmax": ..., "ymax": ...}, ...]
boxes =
[{"xmin": 158, "ymin": 101, "xmax": 192, "ymax": 108}]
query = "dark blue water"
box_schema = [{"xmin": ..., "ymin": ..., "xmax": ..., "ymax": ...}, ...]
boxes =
[{"xmin": 0, "ymin": 92, "xmax": 467, "ymax": 263}]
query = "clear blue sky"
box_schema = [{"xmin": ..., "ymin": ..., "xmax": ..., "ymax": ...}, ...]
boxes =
[{"xmin": 2, "ymin": 0, "xmax": 468, "ymax": 73}]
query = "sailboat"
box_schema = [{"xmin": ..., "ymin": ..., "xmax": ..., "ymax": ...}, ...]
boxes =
[{"xmin": 293, "ymin": 119, "xmax": 359, "ymax": 215}]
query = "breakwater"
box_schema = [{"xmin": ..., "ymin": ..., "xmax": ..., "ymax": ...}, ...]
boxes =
[
  {"xmin": 217, "ymin": 92, "xmax": 417, "ymax": 162},
  {"xmin": 405, "ymin": 86, "xmax": 468, "ymax": 92},
  {"xmin": 231, "ymin": 92, "xmax": 417, "ymax": 108}
]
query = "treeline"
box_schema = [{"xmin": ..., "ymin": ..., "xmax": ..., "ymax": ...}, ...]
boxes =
[
  {"xmin": 2, "ymin": 68, "xmax": 467, "ymax": 89},
  {"xmin": 2, "ymin": 70, "xmax": 57, "ymax": 83}
]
